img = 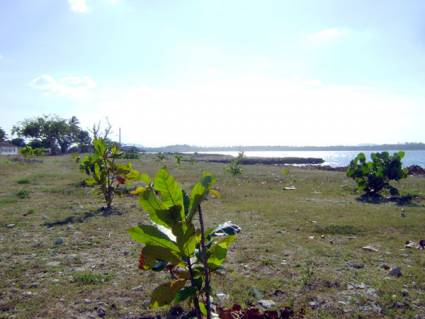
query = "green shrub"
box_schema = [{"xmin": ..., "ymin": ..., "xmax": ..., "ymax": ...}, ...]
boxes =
[
  {"xmin": 174, "ymin": 154, "xmax": 183, "ymax": 165},
  {"xmin": 129, "ymin": 167, "xmax": 240, "ymax": 318},
  {"xmin": 121, "ymin": 150, "xmax": 139, "ymax": 159},
  {"xmin": 17, "ymin": 190, "xmax": 30, "ymax": 199},
  {"xmin": 19, "ymin": 146, "xmax": 46, "ymax": 159},
  {"xmin": 347, "ymin": 151, "xmax": 408, "ymax": 197},
  {"xmin": 226, "ymin": 152, "xmax": 244, "ymax": 176},
  {"xmin": 79, "ymin": 138, "xmax": 138, "ymax": 210},
  {"xmin": 17, "ymin": 178, "xmax": 30, "ymax": 184}
]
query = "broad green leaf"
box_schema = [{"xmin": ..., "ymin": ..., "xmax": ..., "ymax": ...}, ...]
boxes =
[
  {"xmin": 140, "ymin": 245, "xmax": 181, "ymax": 270},
  {"xmin": 130, "ymin": 186, "xmax": 145, "ymax": 195},
  {"xmin": 154, "ymin": 168, "xmax": 184, "ymax": 208},
  {"xmin": 84, "ymin": 177, "xmax": 97, "ymax": 186},
  {"xmin": 208, "ymin": 235, "xmax": 235, "ymax": 269},
  {"xmin": 150, "ymin": 279, "xmax": 187, "ymax": 308},
  {"xmin": 199, "ymin": 302, "xmax": 207, "ymax": 316},
  {"xmin": 173, "ymin": 286, "xmax": 196, "ymax": 303},
  {"xmin": 128, "ymin": 225, "xmax": 179, "ymax": 253},
  {"xmin": 209, "ymin": 189, "xmax": 220, "ymax": 199},
  {"xmin": 139, "ymin": 189, "xmax": 182, "ymax": 229},
  {"xmin": 188, "ymin": 172, "xmax": 216, "ymax": 220},
  {"xmin": 176, "ymin": 223, "xmax": 199, "ymax": 257}
]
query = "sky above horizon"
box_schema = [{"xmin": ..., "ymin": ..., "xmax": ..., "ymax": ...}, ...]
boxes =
[{"xmin": 1, "ymin": 0, "xmax": 425, "ymax": 146}]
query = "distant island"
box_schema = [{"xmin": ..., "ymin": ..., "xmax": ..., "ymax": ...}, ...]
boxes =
[{"xmin": 125, "ymin": 142, "xmax": 425, "ymax": 153}]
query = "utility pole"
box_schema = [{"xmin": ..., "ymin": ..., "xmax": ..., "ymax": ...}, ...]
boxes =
[{"xmin": 119, "ymin": 128, "xmax": 122, "ymax": 146}]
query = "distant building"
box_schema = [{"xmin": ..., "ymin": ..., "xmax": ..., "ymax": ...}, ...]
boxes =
[{"xmin": 0, "ymin": 142, "xmax": 19, "ymax": 155}]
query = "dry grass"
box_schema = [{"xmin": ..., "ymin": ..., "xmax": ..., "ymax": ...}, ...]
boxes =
[{"xmin": 0, "ymin": 154, "xmax": 425, "ymax": 318}]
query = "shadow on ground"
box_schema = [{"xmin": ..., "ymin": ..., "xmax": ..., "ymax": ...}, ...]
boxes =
[
  {"xmin": 356, "ymin": 194, "xmax": 425, "ymax": 207},
  {"xmin": 43, "ymin": 207, "xmax": 124, "ymax": 228}
]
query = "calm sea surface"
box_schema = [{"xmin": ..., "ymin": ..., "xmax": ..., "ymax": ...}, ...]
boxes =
[{"xmin": 195, "ymin": 150, "xmax": 425, "ymax": 167}]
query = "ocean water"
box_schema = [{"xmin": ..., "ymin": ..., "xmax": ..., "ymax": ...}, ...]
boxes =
[{"xmin": 195, "ymin": 150, "xmax": 425, "ymax": 167}]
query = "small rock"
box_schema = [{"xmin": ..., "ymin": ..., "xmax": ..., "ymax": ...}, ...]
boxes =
[
  {"xmin": 388, "ymin": 267, "xmax": 402, "ymax": 277},
  {"xmin": 258, "ymin": 299, "xmax": 275, "ymax": 309},
  {"xmin": 346, "ymin": 261, "xmax": 364, "ymax": 269},
  {"xmin": 362, "ymin": 245, "xmax": 379, "ymax": 252},
  {"xmin": 308, "ymin": 301, "xmax": 319, "ymax": 309},
  {"xmin": 308, "ymin": 236, "xmax": 315, "ymax": 240},
  {"xmin": 131, "ymin": 285, "xmax": 144, "ymax": 291},
  {"xmin": 405, "ymin": 241, "xmax": 417, "ymax": 249},
  {"xmin": 29, "ymin": 282, "xmax": 39, "ymax": 288},
  {"xmin": 356, "ymin": 282, "xmax": 367, "ymax": 289},
  {"xmin": 284, "ymin": 186, "xmax": 296, "ymax": 190},
  {"xmin": 23, "ymin": 291, "xmax": 32, "ymax": 297},
  {"xmin": 84, "ymin": 299, "xmax": 92, "ymax": 304},
  {"xmin": 97, "ymin": 307, "xmax": 106, "ymax": 318},
  {"xmin": 380, "ymin": 263, "xmax": 390, "ymax": 270},
  {"xmin": 6, "ymin": 224, "xmax": 16, "ymax": 228},
  {"xmin": 273, "ymin": 289, "xmax": 285, "ymax": 297},
  {"xmin": 401, "ymin": 289, "xmax": 409, "ymax": 297},
  {"xmin": 366, "ymin": 288, "xmax": 378, "ymax": 297},
  {"xmin": 46, "ymin": 261, "xmax": 60, "ymax": 267},
  {"xmin": 54, "ymin": 237, "xmax": 64, "ymax": 246},
  {"xmin": 215, "ymin": 292, "xmax": 229, "ymax": 303},
  {"xmin": 249, "ymin": 287, "xmax": 264, "ymax": 299}
]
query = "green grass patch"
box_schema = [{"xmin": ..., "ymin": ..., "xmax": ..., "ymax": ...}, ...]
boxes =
[
  {"xmin": 0, "ymin": 197, "xmax": 18, "ymax": 205},
  {"xmin": 314, "ymin": 224, "xmax": 363, "ymax": 235},
  {"xmin": 72, "ymin": 272, "xmax": 113, "ymax": 285}
]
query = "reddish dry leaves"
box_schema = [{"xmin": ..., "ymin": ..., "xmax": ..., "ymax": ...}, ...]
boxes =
[
  {"xmin": 217, "ymin": 305, "xmax": 298, "ymax": 319},
  {"xmin": 138, "ymin": 250, "xmax": 145, "ymax": 270}
]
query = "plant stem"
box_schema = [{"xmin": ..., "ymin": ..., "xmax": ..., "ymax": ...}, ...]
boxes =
[
  {"xmin": 198, "ymin": 204, "xmax": 211, "ymax": 319},
  {"xmin": 186, "ymin": 257, "xmax": 202, "ymax": 319}
]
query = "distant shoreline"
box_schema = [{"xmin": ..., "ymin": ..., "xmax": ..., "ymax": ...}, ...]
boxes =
[{"xmin": 137, "ymin": 143, "xmax": 425, "ymax": 153}]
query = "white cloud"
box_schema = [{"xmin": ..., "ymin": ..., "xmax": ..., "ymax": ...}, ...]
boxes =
[
  {"xmin": 30, "ymin": 74, "xmax": 96, "ymax": 98},
  {"xmin": 307, "ymin": 27, "xmax": 348, "ymax": 46},
  {"xmin": 67, "ymin": 0, "xmax": 124, "ymax": 13},
  {"xmin": 81, "ymin": 72, "xmax": 420, "ymax": 146},
  {"xmin": 68, "ymin": 0, "xmax": 89, "ymax": 13}
]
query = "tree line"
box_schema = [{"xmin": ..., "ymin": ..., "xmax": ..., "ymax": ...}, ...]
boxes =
[{"xmin": 0, "ymin": 115, "xmax": 92, "ymax": 154}]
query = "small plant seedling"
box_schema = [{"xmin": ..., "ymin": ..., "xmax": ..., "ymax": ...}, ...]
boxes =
[
  {"xmin": 226, "ymin": 152, "xmax": 244, "ymax": 176},
  {"xmin": 17, "ymin": 190, "xmax": 30, "ymax": 199},
  {"xmin": 174, "ymin": 154, "xmax": 183, "ymax": 165},
  {"xmin": 347, "ymin": 151, "xmax": 408, "ymax": 197},
  {"xmin": 79, "ymin": 138, "xmax": 138, "ymax": 210},
  {"xmin": 129, "ymin": 167, "xmax": 240, "ymax": 319},
  {"xmin": 156, "ymin": 153, "xmax": 166, "ymax": 162}
]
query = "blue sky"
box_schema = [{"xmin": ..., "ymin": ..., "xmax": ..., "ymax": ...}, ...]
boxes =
[{"xmin": 1, "ymin": 0, "xmax": 424, "ymax": 146}]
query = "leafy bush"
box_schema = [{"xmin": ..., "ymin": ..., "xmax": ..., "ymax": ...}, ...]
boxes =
[
  {"xmin": 347, "ymin": 151, "xmax": 408, "ymax": 197},
  {"xmin": 17, "ymin": 190, "xmax": 30, "ymax": 199},
  {"xmin": 121, "ymin": 150, "xmax": 139, "ymax": 159},
  {"xmin": 17, "ymin": 178, "xmax": 30, "ymax": 184},
  {"xmin": 129, "ymin": 168, "xmax": 240, "ymax": 318},
  {"xmin": 226, "ymin": 152, "xmax": 244, "ymax": 176},
  {"xmin": 19, "ymin": 146, "xmax": 46, "ymax": 159},
  {"xmin": 156, "ymin": 152, "xmax": 166, "ymax": 162},
  {"xmin": 79, "ymin": 138, "xmax": 137, "ymax": 210}
]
